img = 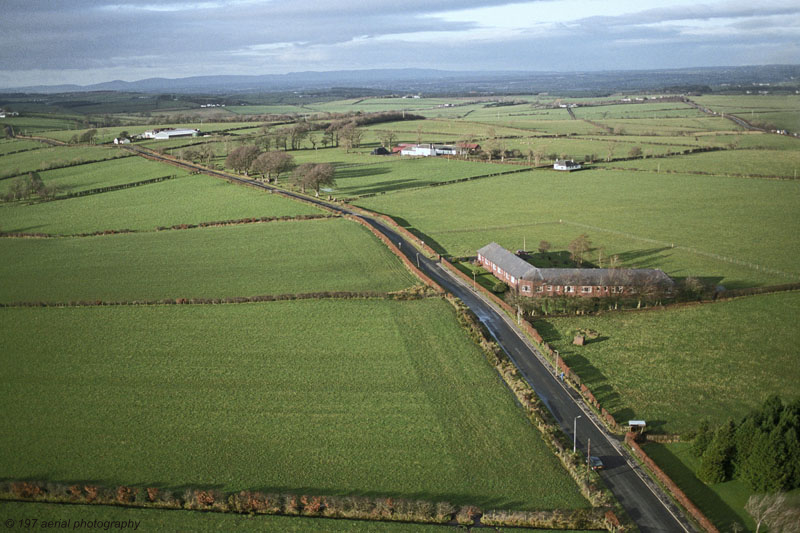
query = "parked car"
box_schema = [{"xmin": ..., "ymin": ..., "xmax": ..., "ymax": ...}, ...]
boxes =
[{"xmin": 589, "ymin": 456, "xmax": 604, "ymax": 470}]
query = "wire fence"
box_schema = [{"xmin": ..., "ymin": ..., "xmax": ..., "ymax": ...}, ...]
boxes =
[{"xmin": 559, "ymin": 219, "xmax": 798, "ymax": 279}]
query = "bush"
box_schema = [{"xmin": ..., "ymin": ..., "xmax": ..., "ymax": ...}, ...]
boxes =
[{"xmin": 492, "ymin": 281, "xmax": 508, "ymax": 294}]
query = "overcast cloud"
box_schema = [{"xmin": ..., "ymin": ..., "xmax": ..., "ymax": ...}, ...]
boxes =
[{"xmin": 1, "ymin": 0, "xmax": 798, "ymax": 87}]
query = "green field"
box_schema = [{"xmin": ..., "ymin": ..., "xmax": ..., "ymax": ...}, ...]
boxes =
[
  {"xmin": 0, "ymin": 144, "xmax": 132, "ymax": 178},
  {"xmin": 0, "ymin": 219, "xmax": 417, "ymax": 302},
  {"xmin": 0, "ymin": 299, "xmax": 588, "ymax": 511},
  {"xmin": 573, "ymin": 102, "xmax": 707, "ymax": 120},
  {"xmin": 693, "ymin": 95, "xmax": 800, "ymax": 132},
  {"xmin": 604, "ymin": 148, "xmax": 800, "ymax": 178},
  {"xmin": 641, "ymin": 442, "xmax": 757, "ymax": 532},
  {"xmin": 356, "ymin": 169, "xmax": 800, "ymax": 287},
  {"xmin": 0, "ymin": 155, "xmax": 188, "ymax": 197},
  {"xmin": 331, "ymin": 157, "xmax": 519, "ymax": 197},
  {"xmin": 0, "ymin": 138, "xmax": 48, "ymax": 155},
  {"xmin": 532, "ymin": 292, "xmax": 800, "ymax": 434},
  {"xmin": 0, "ymin": 173, "xmax": 322, "ymax": 235}
]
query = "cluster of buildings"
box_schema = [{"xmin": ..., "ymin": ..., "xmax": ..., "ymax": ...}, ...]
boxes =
[{"xmin": 477, "ymin": 242, "xmax": 673, "ymax": 298}]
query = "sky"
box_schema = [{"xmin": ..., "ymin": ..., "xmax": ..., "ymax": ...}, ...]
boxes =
[{"xmin": 2, "ymin": 0, "xmax": 799, "ymax": 88}]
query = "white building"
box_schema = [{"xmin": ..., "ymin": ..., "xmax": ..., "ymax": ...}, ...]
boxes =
[
  {"xmin": 400, "ymin": 143, "xmax": 459, "ymax": 157},
  {"xmin": 554, "ymin": 159, "xmax": 581, "ymax": 171},
  {"xmin": 142, "ymin": 128, "xmax": 200, "ymax": 140}
]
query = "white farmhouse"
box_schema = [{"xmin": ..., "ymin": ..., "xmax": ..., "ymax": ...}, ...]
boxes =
[{"xmin": 554, "ymin": 159, "xmax": 581, "ymax": 171}]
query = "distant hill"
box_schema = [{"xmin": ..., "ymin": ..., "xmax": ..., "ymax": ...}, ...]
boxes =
[{"xmin": 4, "ymin": 65, "xmax": 800, "ymax": 95}]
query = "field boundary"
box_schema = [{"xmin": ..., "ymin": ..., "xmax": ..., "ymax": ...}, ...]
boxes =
[
  {"xmin": 0, "ymin": 479, "xmax": 615, "ymax": 530},
  {"xmin": 625, "ymin": 434, "xmax": 719, "ymax": 533},
  {"xmin": 0, "ymin": 152, "xmax": 135, "ymax": 181},
  {"xmin": 0, "ymin": 214, "xmax": 338, "ymax": 239},
  {"xmin": 559, "ymin": 219, "xmax": 798, "ymax": 280},
  {"xmin": 0, "ymin": 289, "xmax": 433, "ymax": 309}
]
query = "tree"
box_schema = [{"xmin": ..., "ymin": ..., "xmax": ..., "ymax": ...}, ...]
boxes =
[
  {"xmin": 340, "ymin": 124, "xmax": 363, "ymax": 152},
  {"xmin": 746, "ymin": 493, "xmax": 800, "ymax": 533},
  {"xmin": 568, "ymin": 234, "xmax": 592, "ymax": 266},
  {"xmin": 288, "ymin": 123, "xmax": 309, "ymax": 150},
  {"xmin": 692, "ymin": 419, "xmax": 713, "ymax": 457},
  {"xmin": 379, "ymin": 130, "xmax": 397, "ymax": 149},
  {"xmin": 538, "ymin": 240, "xmax": 551, "ymax": 254},
  {"xmin": 698, "ymin": 420, "xmax": 735, "ymax": 484},
  {"xmin": 606, "ymin": 140, "xmax": 617, "ymax": 162},
  {"xmin": 199, "ymin": 144, "xmax": 215, "ymax": 167},
  {"xmin": 291, "ymin": 163, "xmax": 335, "ymax": 196},
  {"xmin": 118, "ymin": 130, "xmax": 130, "ymax": 140},
  {"xmin": 225, "ymin": 145, "xmax": 261, "ymax": 175},
  {"xmin": 251, "ymin": 151, "xmax": 295, "ymax": 184},
  {"xmin": 78, "ymin": 129, "xmax": 97, "ymax": 144},
  {"xmin": 628, "ymin": 146, "xmax": 643, "ymax": 158}
]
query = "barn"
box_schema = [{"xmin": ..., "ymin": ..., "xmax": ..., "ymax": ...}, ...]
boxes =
[{"xmin": 476, "ymin": 242, "xmax": 673, "ymax": 297}]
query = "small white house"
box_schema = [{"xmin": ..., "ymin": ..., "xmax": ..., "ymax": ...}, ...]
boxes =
[
  {"xmin": 554, "ymin": 159, "xmax": 581, "ymax": 171},
  {"xmin": 113, "ymin": 137, "xmax": 131, "ymax": 145}
]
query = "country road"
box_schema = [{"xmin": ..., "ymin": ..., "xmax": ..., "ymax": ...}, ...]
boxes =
[{"xmin": 125, "ymin": 146, "xmax": 697, "ymax": 532}]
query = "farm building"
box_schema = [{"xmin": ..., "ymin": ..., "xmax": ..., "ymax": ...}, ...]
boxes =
[
  {"xmin": 113, "ymin": 137, "xmax": 131, "ymax": 144},
  {"xmin": 554, "ymin": 159, "xmax": 581, "ymax": 171},
  {"xmin": 476, "ymin": 242, "xmax": 673, "ymax": 298},
  {"xmin": 142, "ymin": 128, "xmax": 200, "ymax": 140},
  {"xmin": 400, "ymin": 143, "xmax": 460, "ymax": 157},
  {"xmin": 371, "ymin": 146, "xmax": 391, "ymax": 155}
]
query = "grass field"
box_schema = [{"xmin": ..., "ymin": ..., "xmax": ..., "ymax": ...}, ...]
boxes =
[
  {"xmin": 0, "ymin": 138, "xmax": 48, "ymax": 155},
  {"xmin": 604, "ymin": 148, "xmax": 800, "ymax": 178},
  {"xmin": 0, "ymin": 173, "xmax": 323, "ymax": 235},
  {"xmin": 0, "ymin": 145, "xmax": 132, "ymax": 178},
  {"xmin": 356, "ymin": 169, "xmax": 800, "ymax": 287},
  {"xmin": 532, "ymin": 292, "xmax": 800, "ymax": 434},
  {"xmin": 331, "ymin": 157, "xmax": 519, "ymax": 197},
  {"xmin": 693, "ymin": 95, "xmax": 800, "ymax": 132},
  {"xmin": 573, "ymin": 102, "xmax": 707, "ymax": 120},
  {"xmin": 0, "ymin": 219, "xmax": 418, "ymax": 302},
  {"xmin": 0, "ymin": 299, "xmax": 588, "ymax": 511},
  {"xmin": 0, "ymin": 115, "xmax": 83, "ymax": 135},
  {"xmin": 589, "ymin": 117, "xmax": 742, "ymax": 136},
  {"xmin": 0, "ymin": 155, "xmax": 189, "ymax": 198}
]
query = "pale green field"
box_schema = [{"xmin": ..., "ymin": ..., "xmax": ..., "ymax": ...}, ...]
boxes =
[
  {"xmin": 590, "ymin": 117, "xmax": 743, "ymax": 136},
  {"xmin": 356, "ymin": 168, "xmax": 800, "ymax": 287},
  {"xmin": 693, "ymin": 95, "xmax": 800, "ymax": 132},
  {"xmin": 0, "ymin": 138, "xmax": 48, "ymax": 155},
  {"xmin": 0, "ymin": 173, "xmax": 322, "ymax": 234},
  {"xmin": 0, "ymin": 219, "xmax": 417, "ymax": 302},
  {"xmin": 0, "ymin": 144, "xmax": 132, "ymax": 177},
  {"xmin": 573, "ymin": 102, "xmax": 707, "ymax": 119},
  {"xmin": 605, "ymin": 148, "xmax": 800, "ymax": 178}
]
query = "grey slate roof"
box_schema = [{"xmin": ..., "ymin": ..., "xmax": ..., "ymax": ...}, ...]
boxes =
[
  {"xmin": 477, "ymin": 242, "xmax": 673, "ymax": 287},
  {"xmin": 477, "ymin": 242, "xmax": 538, "ymax": 279}
]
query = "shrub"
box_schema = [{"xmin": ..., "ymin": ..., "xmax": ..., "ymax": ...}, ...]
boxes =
[{"xmin": 492, "ymin": 281, "xmax": 508, "ymax": 293}]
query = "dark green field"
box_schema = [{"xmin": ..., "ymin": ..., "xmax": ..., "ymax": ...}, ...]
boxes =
[{"xmin": 0, "ymin": 299, "xmax": 588, "ymax": 511}]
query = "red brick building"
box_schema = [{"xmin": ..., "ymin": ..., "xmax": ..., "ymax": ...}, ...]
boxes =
[{"xmin": 476, "ymin": 242, "xmax": 673, "ymax": 298}]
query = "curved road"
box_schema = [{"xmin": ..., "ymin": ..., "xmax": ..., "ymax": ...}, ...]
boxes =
[{"xmin": 127, "ymin": 146, "xmax": 695, "ymax": 532}]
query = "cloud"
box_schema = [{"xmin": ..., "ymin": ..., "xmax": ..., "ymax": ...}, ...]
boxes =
[{"xmin": 0, "ymin": 0, "xmax": 797, "ymax": 86}]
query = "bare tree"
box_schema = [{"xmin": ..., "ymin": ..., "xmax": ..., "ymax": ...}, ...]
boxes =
[
  {"xmin": 628, "ymin": 146, "xmax": 643, "ymax": 158},
  {"xmin": 251, "ymin": 151, "xmax": 295, "ymax": 184},
  {"xmin": 538, "ymin": 240, "xmax": 551, "ymax": 254},
  {"xmin": 379, "ymin": 130, "xmax": 397, "ymax": 149},
  {"xmin": 225, "ymin": 145, "xmax": 261, "ymax": 175},
  {"xmin": 746, "ymin": 493, "xmax": 800, "ymax": 533},
  {"xmin": 568, "ymin": 234, "xmax": 592, "ymax": 266},
  {"xmin": 291, "ymin": 163, "xmax": 335, "ymax": 196}
]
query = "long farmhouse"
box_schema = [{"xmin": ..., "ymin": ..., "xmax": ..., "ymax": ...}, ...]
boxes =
[{"xmin": 477, "ymin": 242, "xmax": 673, "ymax": 298}]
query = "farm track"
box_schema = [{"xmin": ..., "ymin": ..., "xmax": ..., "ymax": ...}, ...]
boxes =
[{"xmin": 124, "ymin": 144, "xmax": 695, "ymax": 532}]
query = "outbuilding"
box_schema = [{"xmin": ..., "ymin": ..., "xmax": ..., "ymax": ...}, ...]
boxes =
[{"xmin": 554, "ymin": 159, "xmax": 581, "ymax": 171}]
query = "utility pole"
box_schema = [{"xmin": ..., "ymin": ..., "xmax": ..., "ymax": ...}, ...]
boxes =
[
  {"xmin": 573, "ymin": 415, "xmax": 582, "ymax": 453},
  {"xmin": 587, "ymin": 438, "xmax": 591, "ymax": 467}
]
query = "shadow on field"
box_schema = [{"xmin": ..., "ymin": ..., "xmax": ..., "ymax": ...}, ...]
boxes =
[
  {"xmin": 641, "ymin": 443, "xmax": 745, "ymax": 531},
  {"xmin": 360, "ymin": 211, "xmax": 449, "ymax": 255},
  {"xmin": 335, "ymin": 166, "xmax": 391, "ymax": 180},
  {"xmin": 613, "ymin": 247, "xmax": 673, "ymax": 269},
  {"xmin": 341, "ymin": 179, "xmax": 421, "ymax": 196}
]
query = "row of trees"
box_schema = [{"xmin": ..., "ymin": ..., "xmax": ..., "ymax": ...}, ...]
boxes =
[
  {"xmin": 2, "ymin": 172, "xmax": 58, "ymax": 202},
  {"xmin": 693, "ymin": 395, "xmax": 800, "ymax": 492},
  {"xmin": 223, "ymin": 146, "xmax": 335, "ymax": 196}
]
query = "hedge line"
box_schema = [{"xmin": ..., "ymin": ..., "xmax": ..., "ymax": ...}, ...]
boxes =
[
  {"xmin": 155, "ymin": 213, "xmax": 337, "ymax": 231},
  {"xmin": 0, "ymin": 480, "xmax": 612, "ymax": 530},
  {"xmin": 0, "ymin": 214, "xmax": 337, "ymax": 239},
  {"xmin": 443, "ymin": 295, "xmax": 618, "ymax": 517},
  {"xmin": 625, "ymin": 434, "xmax": 719, "ymax": 533},
  {"xmin": 345, "ymin": 215, "xmax": 443, "ymax": 293},
  {"xmin": 0, "ymin": 288, "xmax": 433, "ymax": 309}
]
